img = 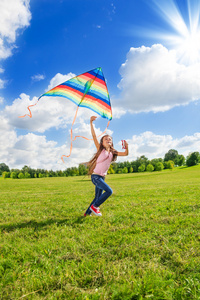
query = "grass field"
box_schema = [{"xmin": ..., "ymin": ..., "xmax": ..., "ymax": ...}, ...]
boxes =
[{"xmin": 0, "ymin": 166, "xmax": 200, "ymax": 299}]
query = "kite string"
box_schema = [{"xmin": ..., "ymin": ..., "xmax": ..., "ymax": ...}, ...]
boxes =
[{"xmin": 61, "ymin": 106, "xmax": 110, "ymax": 162}]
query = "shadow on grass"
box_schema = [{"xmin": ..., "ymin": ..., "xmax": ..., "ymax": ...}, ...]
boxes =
[{"xmin": 0, "ymin": 216, "xmax": 86, "ymax": 233}]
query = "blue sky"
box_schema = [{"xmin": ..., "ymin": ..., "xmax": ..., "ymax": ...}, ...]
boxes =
[{"xmin": 1, "ymin": 0, "xmax": 200, "ymax": 170}]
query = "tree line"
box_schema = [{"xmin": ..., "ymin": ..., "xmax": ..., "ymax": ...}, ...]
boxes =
[{"xmin": 1, "ymin": 149, "xmax": 200, "ymax": 179}]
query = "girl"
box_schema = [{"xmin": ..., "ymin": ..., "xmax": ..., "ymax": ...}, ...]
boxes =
[{"xmin": 84, "ymin": 116, "xmax": 129, "ymax": 217}]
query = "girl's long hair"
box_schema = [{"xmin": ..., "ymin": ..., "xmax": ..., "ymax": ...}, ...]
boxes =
[{"xmin": 87, "ymin": 135, "xmax": 118, "ymax": 175}]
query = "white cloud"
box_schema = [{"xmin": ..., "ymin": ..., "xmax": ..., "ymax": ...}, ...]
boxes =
[
  {"xmin": 0, "ymin": 115, "xmax": 97, "ymax": 170},
  {"xmin": 0, "ymin": 0, "xmax": 31, "ymax": 60},
  {"xmin": 117, "ymin": 44, "xmax": 200, "ymax": 113},
  {"xmin": 31, "ymin": 74, "xmax": 45, "ymax": 82},
  {"xmin": 0, "ymin": 78, "xmax": 6, "ymax": 89},
  {"xmin": 120, "ymin": 131, "xmax": 200, "ymax": 162}
]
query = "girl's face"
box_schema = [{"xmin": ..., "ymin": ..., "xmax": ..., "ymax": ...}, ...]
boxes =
[{"xmin": 102, "ymin": 135, "xmax": 113, "ymax": 148}]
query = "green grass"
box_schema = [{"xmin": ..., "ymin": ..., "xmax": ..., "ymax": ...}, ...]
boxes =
[{"xmin": 0, "ymin": 166, "xmax": 200, "ymax": 299}]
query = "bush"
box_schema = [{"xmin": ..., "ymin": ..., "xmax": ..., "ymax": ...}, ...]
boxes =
[
  {"xmin": 25, "ymin": 172, "xmax": 31, "ymax": 178},
  {"xmin": 2, "ymin": 171, "xmax": 10, "ymax": 178},
  {"xmin": 155, "ymin": 162, "xmax": 164, "ymax": 171},
  {"xmin": 146, "ymin": 164, "xmax": 154, "ymax": 172},
  {"xmin": 164, "ymin": 160, "xmax": 174, "ymax": 169},
  {"xmin": 122, "ymin": 167, "xmax": 128, "ymax": 173},
  {"xmin": 138, "ymin": 164, "xmax": 145, "ymax": 172},
  {"xmin": 186, "ymin": 152, "xmax": 200, "ymax": 167},
  {"xmin": 11, "ymin": 172, "xmax": 17, "ymax": 179},
  {"xmin": 18, "ymin": 172, "xmax": 25, "ymax": 179},
  {"xmin": 129, "ymin": 167, "xmax": 133, "ymax": 173}
]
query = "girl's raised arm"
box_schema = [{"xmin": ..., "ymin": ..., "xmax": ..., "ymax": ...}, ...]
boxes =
[{"xmin": 90, "ymin": 116, "xmax": 100, "ymax": 150}]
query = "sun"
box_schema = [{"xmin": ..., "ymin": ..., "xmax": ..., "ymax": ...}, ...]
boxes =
[{"xmin": 150, "ymin": 0, "xmax": 200, "ymax": 65}]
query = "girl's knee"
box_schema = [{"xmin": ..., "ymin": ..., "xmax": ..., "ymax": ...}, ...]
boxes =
[{"xmin": 108, "ymin": 187, "xmax": 113, "ymax": 196}]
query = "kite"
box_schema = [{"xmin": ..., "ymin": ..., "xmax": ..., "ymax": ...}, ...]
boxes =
[{"xmin": 19, "ymin": 67, "xmax": 112, "ymax": 162}]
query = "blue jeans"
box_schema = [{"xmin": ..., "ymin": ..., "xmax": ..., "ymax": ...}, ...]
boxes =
[{"xmin": 85, "ymin": 174, "xmax": 113, "ymax": 215}]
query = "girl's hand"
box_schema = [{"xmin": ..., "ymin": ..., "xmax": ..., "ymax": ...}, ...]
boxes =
[
  {"xmin": 124, "ymin": 141, "xmax": 128, "ymax": 149},
  {"xmin": 90, "ymin": 116, "xmax": 97, "ymax": 123}
]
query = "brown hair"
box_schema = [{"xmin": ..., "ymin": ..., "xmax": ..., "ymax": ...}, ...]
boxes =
[{"xmin": 87, "ymin": 135, "xmax": 118, "ymax": 175}]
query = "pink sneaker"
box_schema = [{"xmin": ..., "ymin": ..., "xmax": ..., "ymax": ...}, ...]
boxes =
[{"xmin": 90, "ymin": 205, "xmax": 102, "ymax": 216}]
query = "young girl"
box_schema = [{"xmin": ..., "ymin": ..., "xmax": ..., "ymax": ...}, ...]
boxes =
[{"xmin": 84, "ymin": 116, "xmax": 129, "ymax": 217}]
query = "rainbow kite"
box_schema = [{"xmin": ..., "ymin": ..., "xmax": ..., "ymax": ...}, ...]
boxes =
[{"xmin": 20, "ymin": 67, "xmax": 112, "ymax": 161}]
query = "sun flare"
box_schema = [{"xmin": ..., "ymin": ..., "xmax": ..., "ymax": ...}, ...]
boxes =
[{"xmin": 151, "ymin": 0, "xmax": 200, "ymax": 65}]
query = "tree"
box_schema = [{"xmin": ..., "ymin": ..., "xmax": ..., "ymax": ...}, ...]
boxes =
[
  {"xmin": 164, "ymin": 160, "xmax": 174, "ymax": 170},
  {"xmin": 175, "ymin": 154, "xmax": 185, "ymax": 166},
  {"xmin": 25, "ymin": 172, "xmax": 31, "ymax": 178},
  {"xmin": 108, "ymin": 165, "xmax": 115, "ymax": 174},
  {"xmin": 129, "ymin": 166, "xmax": 133, "ymax": 173},
  {"xmin": 2, "ymin": 171, "xmax": 10, "ymax": 178},
  {"xmin": 122, "ymin": 167, "xmax": 128, "ymax": 173},
  {"xmin": 150, "ymin": 158, "xmax": 163, "ymax": 169},
  {"xmin": 11, "ymin": 172, "xmax": 17, "ymax": 179},
  {"xmin": 0, "ymin": 163, "xmax": 10, "ymax": 175},
  {"xmin": 18, "ymin": 172, "xmax": 25, "ymax": 179},
  {"xmin": 164, "ymin": 149, "xmax": 178, "ymax": 162},
  {"xmin": 146, "ymin": 164, "xmax": 154, "ymax": 172},
  {"xmin": 186, "ymin": 152, "xmax": 200, "ymax": 167},
  {"xmin": 78, "ymin": 164, "xmax": 88, "ymax": 175},
  {"xmin": 155, "ymin": 162, "xmax": 164, "ymax": 171},
  {"xmin": 138, "ymin": 164, "xmax": 145, "ymax": 172}
]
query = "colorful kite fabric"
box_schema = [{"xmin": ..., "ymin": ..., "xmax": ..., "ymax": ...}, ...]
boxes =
[
  {"xmin": 39, "ymin": 67, "xmax": 112, "ymax": 120},
  {"xmin": 19, "ymin": 67, "xmax": 112, "ymax": 161}
]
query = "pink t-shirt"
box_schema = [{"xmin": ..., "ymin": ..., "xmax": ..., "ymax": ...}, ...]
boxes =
[{"xmin": 93, "ymin": 149, "xmax": 113, "ymax": 176}]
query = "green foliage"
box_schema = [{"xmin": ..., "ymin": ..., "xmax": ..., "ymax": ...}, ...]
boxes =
[
  {"xmin": 108, "ymin": 164, "xmax": 115, "ymax": 174},
  {"xmin": 146, "ymin": 163, "xmax": 154, "ymax": 172},
  {"xmin": 18, "ymin": 172, "xmax": 25, "ymax": 179},
  {"xmin": 10, "ymin": 171, "xmax": 17, "ymax": 179},
  {"xmin": 25, "ymin": 172, "xmax": 31, "ymax": 178},
  {"xmin": 0, "ymin": 167, "xmax": 200, "ymax": 299},
  {"xmin": 0, "ymin": 163, "xmax": 10, "ymax": 175},
  {"xmin": 150, "ymin": 158, "xmax": 163, "ymax": 168},
  {"xmin": 138, "ymin": 163, "xmax": 145, "ymax": 172},
  {"xmin": 164, "ymin": 160, "xmax": 175, "ymax": 169},
  {"xmin": 186, "ymin": 152, "xmax": 200, "ymax": 167},
  {"xmin": 129, "ymin": 166, "xmax": 133, "ymax": 173},
  {"xmin": 122, "ymin": 167, "xmax": 128, "ymax": 173},
  {"xmin": 155, "ymin": 162, "xmax": 164, "ymax": 171},
  {"xmin": 2, "ymin": 171, "xmax": 10, "ymax": 178},
  {"xmin": 175, "ymin": 154, "xmax": 185, "ymax": 166},
  {"xmin": 164, "ymin": 149, "xmax": 179, "ymax": 162}
]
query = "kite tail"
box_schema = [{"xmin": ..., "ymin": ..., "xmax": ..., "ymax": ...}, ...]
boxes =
[
  {"xmin": 61, "ymin": 105, "xmax": 80, "ymax": 163},
  {"xmin": 18, "ymin": 101, "xmax": 39, "ymax": 118},
  {"xmin": 61, "ymin": 110, "xmax": 111, "ymax": 163}
]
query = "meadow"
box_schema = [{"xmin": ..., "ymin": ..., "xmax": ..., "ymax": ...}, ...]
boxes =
[{"xmin": 0, "ymin": 166, "xmax": 200, "ymax": 299}]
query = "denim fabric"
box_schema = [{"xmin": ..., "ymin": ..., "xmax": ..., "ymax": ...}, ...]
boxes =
[{"xmin": 85, "ymin": 174, "xmax": 113, "ymax": 215}]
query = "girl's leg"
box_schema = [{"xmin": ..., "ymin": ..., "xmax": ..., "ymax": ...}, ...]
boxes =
[
  {"xmin": 92, "ymin": 176, "xmax": 113, "ymax": 208},
  {"xmin": 85, "ymin": 185, "xmax": 103, "ymax": 215}
]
